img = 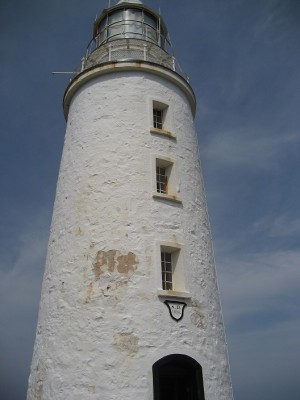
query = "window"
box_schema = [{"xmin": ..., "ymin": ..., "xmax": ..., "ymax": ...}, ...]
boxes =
[
  {"xmin": 153, "ymin": 156, "xmax": 181, "ymax": 203},
  {"xmin": 153, "ymin": 354, "xmax": 205, "ymax": 400},
  {"xmin": 161, "ymin": 252, "xmax": 173, "ymax": 290},
  {"xmin": 156, "ymin": 166, "xmax": 168, "ymax": 194},
  {"xmin": 150, "ymin": 100, "xmax": 176, "ymax": 138},
  {"xmin": 107, "ymin": 10, "xmax": 123, "ymax": 41},
  {"xmin": 160, "ymin": 247, "xmax": 178, "ymax": 291},
  {"xmin": 156, "ymin": 160, "xmax": 172, "ymax": 195},
  {"xmin": 153, "ymin": 108, "xmax": 163, "ymax": 129},
  {"xmin": 124, "ymin": 9, "xmax": 143, "ymax": 39},
  {"xmin": 152, "ymin": 101, "xmax": 168, "ymax": 130},
  {"xmin": 155, "ymin": 158, "xmax": 173, "ymax": 195},
  {"xmin": 144, "ymin": 12, "xmax": 158, "ymax": 43},
  {"xmin": 156, "ymin": 242, "xmax": 190, "ymax": 298},
  {"xmin": 96, "ymin": 9, "xmax": 161, "ymax": 46}
]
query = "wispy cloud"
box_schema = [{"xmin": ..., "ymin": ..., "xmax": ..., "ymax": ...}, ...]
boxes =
[
  {"xmin": 251, "ymin": 214, "xmax": 300, "ymax": 238},
  {"xmin": 218, "ymin": 248, "xmax": 300, "ymax": 399},
  {"xmin": 218, "ymin": 249, "xmax": 300, "ymax": 324},
  {"xmin": 0, "ymin": 208, "xmax": 49, "ymax": 399},
  {"xmin": 202, "ymin": 130, "xmax": 299, "ymax": 171},
  {"xmin": 0, "ymin": 208, "xmax": 49, "ymax": 340},
  {"xmin": 253, "ymin": 0, "xmax": 299, "ymax": 44},
  {"xmin": 0, "ymin": 210, "xmax": 49, "ymax": 278}
]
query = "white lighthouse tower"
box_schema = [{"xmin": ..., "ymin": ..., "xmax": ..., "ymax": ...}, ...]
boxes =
[{"xmin": 27, "ymin": 1, "xmax": 233, "ymax": 399}]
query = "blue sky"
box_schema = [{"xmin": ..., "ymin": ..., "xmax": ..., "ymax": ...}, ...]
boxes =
[{"xmin": 0, "ymin": 0, "xmax": 299, "ymax": 399}]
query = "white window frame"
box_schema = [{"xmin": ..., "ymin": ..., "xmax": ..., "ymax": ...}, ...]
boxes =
[
  {"xmin": 161, "ymin": 251, "xmax": 173, "ymax": 290},
  {"xmin": 152, "ymin": 155, "xmax": 182, "ymax": 204},
  {"xmin": 149, "ymin": 99, "xmax": 176, "ymax": 139},
  {"xmin": 155, "ymin": 240, "xmax": 190, "ymax": 299},
  {"xmin": 153, "ymin": 107, "xmax": 164, "ymax": 130}
]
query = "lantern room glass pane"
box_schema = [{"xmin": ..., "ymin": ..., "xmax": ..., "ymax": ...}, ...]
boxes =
[
  {"xmin": 107, "ymin": 10, "xmax": 124, "ymax": 40},
  {"xmin": 144, "ymin": 12, "xmax": 156, "ymax": 29},
  {"xmin": 108, "ymin": 10, "xmax": 123, "ymax": 24},
  {"xmin": 108, "ymin": 23, "xmax": 123, "ymax": 40},
  {"xmin": 144, "ymin": 12, "xmax": 157, "ymax": 43},
  {"xmin": 96, "ymin": 7, "xmax": 161, "ymax": 46},
  {"xmin": 125, "ymin": 9, "xmax": 142, "ymax": 21},
  {"xmin": 98, "ymin": 17, "xmax": 108, "ymax": 43},
  {"xmin": 124, "ymin": 9, "xmax": 143, "ymax": 38}
]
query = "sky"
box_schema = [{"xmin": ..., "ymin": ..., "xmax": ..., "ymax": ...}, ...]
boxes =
[{"xmin": 0, "ymin": 0, "xmax": 299, "ymax": 399}]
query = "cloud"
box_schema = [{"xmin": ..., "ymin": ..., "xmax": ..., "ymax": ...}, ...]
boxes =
[
  {"xmin": 217, "ymin": 248, "xmax": 300, "ymax": 400},
  {"xmin": 251, "ymin": 214, "xmax": 300, "ymax": 238},
  {"xmin": 253, "ymin": 0, "xmax": 300, "ymax": 45},
  {"xmin": 201, "ymin": 129, "xmax": 299, "ymax": 172},
  {"xmin": 217, "ymin": 248, "xmax": 300, "ymax": 326},
  {"xmin": 0, "ymin": 208, "xmax": 49, "ymax": 322},
  {"xmin": 0, "ymin": 209, "xmax": 49, "ymax": 399}
]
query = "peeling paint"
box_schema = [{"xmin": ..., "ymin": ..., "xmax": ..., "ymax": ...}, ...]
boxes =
[
  {"xmin": 33, "ymin": 381, "xmax": 43, "ymax": 400},
  {"xmin": 92, "ymin": 250, "xmax": 116, "ymax": 280},
  {"xmin": 113, "ymin": 333, "xmax": 139, "ymax": 356},
  {"xmin": 117, "ymin": 252, "xmax": 138, "ymax": 274},
  {"xmin": 92, "ymin": 250, "xmax": 138, "ymax": 280},
  {"xmin": 31, "ymin": 362, "xmax": 46, "ymax": 400},
  {"xmin": 102, "ymin": 279, "xmax": 128, "ymax": 297}
]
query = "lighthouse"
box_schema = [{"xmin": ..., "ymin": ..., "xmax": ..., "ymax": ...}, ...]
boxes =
[{"xmin": 27, "ymin": 1, "xmax": 233, "ymax": 399}]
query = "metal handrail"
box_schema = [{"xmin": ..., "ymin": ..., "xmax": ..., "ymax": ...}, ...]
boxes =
[{"xmin": 71, "ymin": 38, "xmax": 189, "ymax": 83}]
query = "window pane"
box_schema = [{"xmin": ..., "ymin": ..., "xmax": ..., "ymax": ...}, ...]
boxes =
[
  {"xmin": 98, "ymin": 18, "xmax": 108, "ymax": 43},
  {"xmin": 124, "ymin": 9, "xmax": 142, "ymax": 38},
  {"xmin": 108, "ymin": 24, "xmax": 123, "ymax": 39},
  {"xmin": 156, "ymin": 167, "xmax": 167, "ymax": 194},
  {"xmin": 108, "ymin": 10, "xmax": 123, "ymax": 24},
  {"xmin": 144, "ymin": 12, "xmax": 157, "ymax": 29},
  {"xmin": 107, "ymin": 10, "xmax": 124, "ymax": 40},
  {"xmin": 165, "ymin": 281, "xmax": 172, "ymax": 290},
  {"xmin": 153, "ymin": 109, "xmax": 163, "ymax": 129},
  {"xmin": 161, "ymin": 252, "xmax": 173, "ymax": 290},
  {"xmin": 144, "ymin": 12, "xmax": 157, "ymax": 42},
  {"xmin": 125, "ymin": 21, "xmax": 143, "ymax": 35},
  {"xmin": 145, "ymin": 25, "xmax": 157, "ymax": 43},
  {"xmin": 125, "ymin": 9, "xmax": 142, "ymax": 21}
]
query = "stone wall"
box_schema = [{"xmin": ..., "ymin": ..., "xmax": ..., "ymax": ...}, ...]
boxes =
[{"xmin": 27, "ymin": 71, "xmax": 233, "ymax": 400}]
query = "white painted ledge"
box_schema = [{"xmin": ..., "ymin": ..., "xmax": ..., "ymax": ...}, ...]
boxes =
[
  {"xmin": 157, "ymin": 289, "xmax": 191, "ymax": 299},
  {"xmin": 63, "ymin": 61, "xmax": 197, "ymax": 119},
  {"xmin": 150, "ymin": 127, "xmax": 176, "ymax": 140},
  {"xmin": 152, "ymin": 192, "xmax": 182, "ymax": 204}
]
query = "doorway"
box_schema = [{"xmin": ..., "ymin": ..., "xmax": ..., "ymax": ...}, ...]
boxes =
[{"xmin": 153, "ymin": 354, "xmax": 205, "ymax": 400}]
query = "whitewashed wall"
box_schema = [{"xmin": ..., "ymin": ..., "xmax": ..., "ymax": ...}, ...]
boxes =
[{"xmin": 27, "ymin": 70, "xmax": 233, "ymax": 400}]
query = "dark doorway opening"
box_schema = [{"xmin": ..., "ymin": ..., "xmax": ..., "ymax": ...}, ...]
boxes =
[{"xmin": 153, "ymin": 354, "xmax": 205, "ymax": 400}]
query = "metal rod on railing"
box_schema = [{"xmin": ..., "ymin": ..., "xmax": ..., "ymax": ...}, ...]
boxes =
[
  {"xmin": 81, "ymin": 57, "xmax": 85, "ymax": 72},
  {"xmin": 158, "ymin": 12, "xmax": 161, "ymax": 48},
  {"xmin": 172, "ymin": 56, "xmax": 176, "ymax": 72}
]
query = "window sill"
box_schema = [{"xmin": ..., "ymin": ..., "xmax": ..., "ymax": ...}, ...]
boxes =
[
  {"xmin": 153, "ymin": 192, "xmax": 182, "ymax": 204},
  {"xmin": 150, "ymin": 128, "xmax": 176, "ymax": 140},
  {"xmin": 157, "ymin": 289, "xmax": 191, "ymax": 299}
]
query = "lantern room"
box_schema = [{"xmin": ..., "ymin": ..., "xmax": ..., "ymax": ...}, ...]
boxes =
[{"xmin": 93, "ymin": 0, "xmax": 169, "ymax": 51}]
